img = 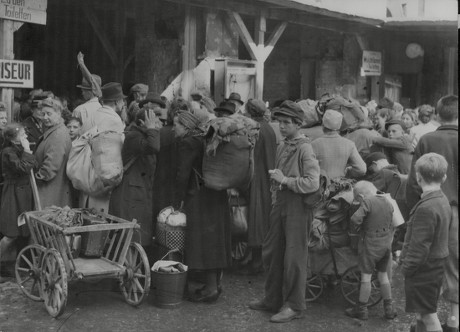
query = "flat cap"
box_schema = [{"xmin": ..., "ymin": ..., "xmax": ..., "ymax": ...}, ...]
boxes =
[
  {"xmin": 384, "ymin": 119, "xmax": 406, "ymax": 131},
  {"xmin": 322, "ymin": 109, "xmax": 343, "ymax": 131},
  {"xmin": 130, "ymin": 83, "xmax": 149, "ymax": 94},
  {"xmin": 273, "ymin": 100, "xmax": 304, "ymax": 123}
]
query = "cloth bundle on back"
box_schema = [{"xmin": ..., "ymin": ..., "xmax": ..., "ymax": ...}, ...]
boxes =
[
  {"xmin": 202, "ymin": 115, "xmax": 260, "ymax": 191},
  {"xmin": 316, "ymin": 95, "xmax": 365, "ymax": 132}
]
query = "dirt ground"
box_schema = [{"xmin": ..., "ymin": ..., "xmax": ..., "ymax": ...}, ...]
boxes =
[{"xmin": 0, "ymin": 265, "xmax": 449, "ymax": 332}]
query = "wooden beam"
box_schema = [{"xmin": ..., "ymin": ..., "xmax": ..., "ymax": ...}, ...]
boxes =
[
  {"xmin": 83, "ymin": 5, "xmax": 118, "ymax": 66},
  {"xmin": 226, "ymin": 11, "xmax": 258, "ymax": 60},
  {"xmin": 0, "ymin": 19, "xmax": 14, "ymax": 122},
  {"xmin": 254, "ymin": 11, "xmax": 267, "ymax": 100},
  {"xmin": 181, "ymin": 5, "xmax": 197, "ymax": 99},
  {"xmin": 262, "ymin": 21, "xmax": 287, "ymax": 61}
]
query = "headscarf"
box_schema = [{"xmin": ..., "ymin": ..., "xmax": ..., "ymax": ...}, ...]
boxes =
[
  {"xmin": 245, "ymin": 99, "xmax": 267, "ymax": 119},
  {"xmin": 177, "ymin": 111, "xmax": 201, "ymax": 130}
]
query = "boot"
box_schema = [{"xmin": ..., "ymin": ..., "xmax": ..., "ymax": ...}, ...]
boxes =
[
  {"xmin": 383, "ymin": 299, "xmax": 397, "ymax": 319},
  {"xmin": 345, "ymin": 302, "xmax": 368, "ymax": 320}
]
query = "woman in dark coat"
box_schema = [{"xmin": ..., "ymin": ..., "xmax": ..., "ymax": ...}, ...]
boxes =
[
  {"xmin": 109, "ymin": 109, "xmax": 160, "ymax": 247},
  {"xmin": 0, "ymin": 123, "xmax": 37, "ymax": 281},
  {"xmin": 244, "ymin": 99, "xmax": 277, "ymax": 273},
  {"xmin": 173, "ymin": 111, "xmax": 231, "ymax": 303}
]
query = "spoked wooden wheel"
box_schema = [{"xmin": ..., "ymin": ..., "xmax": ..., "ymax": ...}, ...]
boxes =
[
  {"xmin": 40, "ymin": 249, "xmax": 68, "ymax": 318},
  {"xmin": 120, "ymin": 243, "xmax": 151, "ymax": 306},
  {"xmin": 341, "ymin": 265, "xmax": 382, "ymax": 307},
  {"xmin": 15, "ymin": 244, "xmax": 45, "ymax": 301},
  {"xmin": 305, "ymin": 274, "xmax": 324, "ymax": 302}
]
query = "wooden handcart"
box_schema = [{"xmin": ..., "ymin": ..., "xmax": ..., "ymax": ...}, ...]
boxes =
[{"xmin": 14, "ymin": 209, "xmax": 151, "ymax": 318}]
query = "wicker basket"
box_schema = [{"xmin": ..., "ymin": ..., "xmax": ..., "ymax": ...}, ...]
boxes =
[{"xmin": 155, "ymin": 222, "xmax": 186, "ymax": 251}]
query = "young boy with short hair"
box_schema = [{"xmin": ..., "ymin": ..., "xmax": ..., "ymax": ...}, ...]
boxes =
[
  {"xmin": 401, "ymin": 153, "xmax": 451, "ymax": 332},
  {"xmin": 345, "ymin": 180, "xmax": 397, "ymax": 320},
  {"xmin": 66, "ymin": 116, "xmax": 82, "ymax": 141}
]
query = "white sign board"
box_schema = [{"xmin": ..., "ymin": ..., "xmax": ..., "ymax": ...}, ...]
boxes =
[
  {"xmin": 0, "ymin": 59, "xmax": 34, "ymax": 88},
  {"xmin": 361, "ymin": 50, "xmax": 382, "ymax": 76},
  {"xmin": 0, "ymin": 0, "xmax": 47, "ymax": 25}
]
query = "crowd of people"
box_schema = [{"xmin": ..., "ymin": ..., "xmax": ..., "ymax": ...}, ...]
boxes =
[{"xmin": 0, "ymin": 64, "xmax": 457, "ymax": 330}]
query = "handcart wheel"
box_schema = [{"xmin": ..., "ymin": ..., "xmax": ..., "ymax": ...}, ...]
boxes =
[
  {"xmin": 120, "ymin": 242, "xmax": 151, "ymax": 306},
  {"xmin": 340, "ymin": 265, "xmax": 382, "ymax": 307},
  {"xmin": 40, "ymin": 249, "xmax": 68, "ymax": 318},
  {"xmin": 305, "ymin": 274, "xmax": 324, "ymax": 302},
  {"xmin": 15, "ymin": 244, "xmax": 46, "ymax": 302}
]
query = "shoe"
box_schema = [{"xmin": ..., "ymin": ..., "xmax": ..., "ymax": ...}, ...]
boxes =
[
  {"xmin": 345, "ymin": 302, "xmax": 369, "ymax": 321},
  {"xmin": 383, "ymin": 299, "xmax": 397, "ymax": 319},
  {"xmin": 442, "ymin": 323, "xmax": 459, "ymax": 332},
  {"xmin": 188, "ymin": 289, "xmax": 220, "ymax": 303},
  {"xmin": 249, "ymin": 300, "xmax": 276, "ymax": 312},
  {"xmin": 270, "ymin": 307, "xmax": 304, "ymax": 323}
]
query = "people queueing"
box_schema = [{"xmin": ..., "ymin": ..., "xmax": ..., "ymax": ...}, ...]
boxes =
[
  {"xmin": 311, "ymin": 109, "xmax": 366, "ymax": 179},
  {"xmin": 409, "ymin": 104, "xmax": 438, "ymax": 148},
  {"xmin": 242, "ymin": 99, "xmax": 277, "ymax": 275},
  {"xmin": 401, "ymin": 153, "xmax": 452, "ymax": 332},
  {"xmin": 173, "ymin": 111, "xmax": 231, "ymax": 303},
  {"xmin": 249, "ymin": 100, "xmax": 320, "ymax": 323},
  {"xmin": 371, "ymin": 119, "xmax": 414, "ymax": 174},
  {"xmin": 109, "ymin": 109, "xmax": 160, "ymax": 252},
  {"xmin": 406, "ymin": 95, "xmax": 458, "ymax": 332},
  {"xmin": 346, "ymin": 181, "xmax": 397, "ymax": 321},
  {"xmin": 0, "ymin": 123, "xmax": 37, "ymax": 283},
  {"xmin": 34, "ymin": 98, "xmax": 73, "ymax": 209}
]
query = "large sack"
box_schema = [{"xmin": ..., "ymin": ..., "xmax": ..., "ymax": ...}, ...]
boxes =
[
  {"xmin": 325, "ymin": 96, "xmax": 365, "ymax": 131},
  {"xmin": 203, "ymin": 116, "xmax": 259, "ymax": 191},
  {"xmin": 297, "ymin": 99, "xmax": 320, "ymax": 128},
  {"xmin": 66, "ymin": 128, "xmax": 123, "ymax": 195}
]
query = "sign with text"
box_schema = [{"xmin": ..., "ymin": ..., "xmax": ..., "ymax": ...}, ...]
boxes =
[
  {"xmin": 361, "ymin": 50, "xmax": 382, "ymax": 76},
  {"xmin": 0, "ymin": 59, "xmax": 34, "ymax": 88},
  {"xmin": 0, "ymin": 0, "xmax": 47, "ymax": 25}
]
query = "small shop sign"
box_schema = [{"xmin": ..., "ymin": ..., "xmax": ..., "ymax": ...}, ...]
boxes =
[
  {"xmin": 361, "ymin": 50, "xmax": 382, "ymax": 76},
  {"xmin": 0, "ymin": 0, "xmax": 47, "ymax": 25},
  {"xmin": 0, "ymin": 59, "xmax": 34, "ymax": 88}
]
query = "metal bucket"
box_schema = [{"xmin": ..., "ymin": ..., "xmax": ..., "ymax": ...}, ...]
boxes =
[{"xmin": 151, "ymin": 269, "xmax": 187, "ymax": 308}]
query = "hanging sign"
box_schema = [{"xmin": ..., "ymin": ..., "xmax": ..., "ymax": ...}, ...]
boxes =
[
  {"xmin": 361, "ymin": 50, "xmax": 382, "ymax": 76},
  {"xmin": 0, "ymin": 0, "xmax": 47, "ymax": 25},
  {"xmin": 0, "ymin": 59, "xmax": 34, "ymax": 88}
]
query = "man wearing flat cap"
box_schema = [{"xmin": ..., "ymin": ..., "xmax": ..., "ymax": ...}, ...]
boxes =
[
  {"xmin": 127, "ymin": 83, "xmax": 149, "ymax": 122},
  {"xmin": 312, "ymin": 110, "xmax": 366, "ymax": 179},
  {"xmin": 73, "ymin": 74, "xmax": 103, "ymax": 135},
  {"xmin": 371, "ymin": 119, "xmax": 414, "ymax": 174},
  {"xmin": 249, "ymin": 100, "xmax": 320, "ymax": 323},
  {"xmin": 79, "ymin": 82, "xmax": 126, "ymax": 212}
]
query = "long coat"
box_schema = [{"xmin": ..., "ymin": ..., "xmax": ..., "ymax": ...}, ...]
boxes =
[
  {"xmin": 109, "ymin": 125, "xmax": 160, "ymax": 246},
  {"xmin": 0, "ymin": 143, "xmax": 37, "ymax": 237},
  {"xmin": 175, "ymin": 134, "xmax": 232, "ymax": 270},
  {"xmin": 35, "ymin": 122, "xmax": 72, "ymax": 209},
  {"xmin": 247, "ymin": 120, "xmax": 276, "ymax": 247}
]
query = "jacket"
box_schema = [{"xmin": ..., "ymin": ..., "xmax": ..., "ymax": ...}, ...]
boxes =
[
  {"xmin": 35, "ymin": 122, "xmax": 72, "ymax": 208},
  {"xmin": 371, "ymin": 135, "xmax": 413, "ymax": 174},
  {"xmin": 401, "ymin": 190, "xmax": 451, "ymax": 276}
]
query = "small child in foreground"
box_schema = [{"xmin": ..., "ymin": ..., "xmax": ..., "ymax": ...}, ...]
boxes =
[
  {"xmin": 401, "ymin": 153, "xmax": 451, "ymax": 332},
  {"xmin": 345, "ymin": 180, "xmax": 397, "ymax": 320}
]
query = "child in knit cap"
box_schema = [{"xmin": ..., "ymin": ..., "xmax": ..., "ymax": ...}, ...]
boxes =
[{"xmin": 346, "ymin": 180, "xmax": 397, "ymax": 321}]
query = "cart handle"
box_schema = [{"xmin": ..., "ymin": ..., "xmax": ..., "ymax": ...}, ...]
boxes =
[{"xmin": 159, "ymin": 248, "xmax": 181, "ymax": 261}]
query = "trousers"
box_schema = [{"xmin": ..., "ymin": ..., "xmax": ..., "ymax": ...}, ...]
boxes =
[{"xmin": 262, "ymin": 190, "xmax": 312, "ymax": 311}]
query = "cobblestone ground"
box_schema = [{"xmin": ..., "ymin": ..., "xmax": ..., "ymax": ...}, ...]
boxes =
[{"xmin": 0, "ymin": 266, "xmax": 449, "ymax": 332}]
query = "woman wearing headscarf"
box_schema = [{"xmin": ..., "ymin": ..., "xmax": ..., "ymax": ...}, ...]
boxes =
[
  {"xmin": 109, "ymin": 109, "xmax": 160, "ymax": 249},
  {"xmin": 242, "ymin": 99, "xmax": 277, "ymax": 274},
  {"xmin": 173, "ymin": 111, "xmax": 231, "ymax": 303}
]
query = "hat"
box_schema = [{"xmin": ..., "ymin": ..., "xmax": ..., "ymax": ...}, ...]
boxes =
[
  {"xmin": 0, "ymin": 101, "xmax": 6, "ymax": 110},
  {"xmin": 77, "ymin": 74, "xmax": 102, "ymax": 90},
  {"xmin": 273, "ymin": 100, "xmax": 304, "ymax": 123},
  {"xmin": 177, "ymin": 111, "xmax": 201, "ymax": 130},
  {"xmin": 190, "ymin": 90, "xmax": 203, "ymax": 101},
  {"xmin": 214, "ymin": 101, "xmax": 236, "ymax": 114},
  {"xmin": 322, "ymin": 110, "xmax": 343, "ymax": 130},
  {"xmin": 364, "ymin": 152, "xmax": 387, "ymax": 168},
  {"xmin": 130, "ymin": 83, "xmax": 149, "ymax": 94},
  {"xmin": 384, "ymin": 119, "xmax": 406, "ymax": 131},
  {"xmin": 31, "ymin": 95, "xmax": 48, "ymax": 108},
  {"xmin": 101, "ymin": 82, "xmax": 126, "ymax": 101},
  {"xmin": 225, "ymin": 92, "xmax": 244, "ymax": 105},
  {"xmin": 139, "ymin": 92, "xmax": 166, "ymax": 108},
  {"xmin": 245, "ymin": 99, "xmax": 267, "ymax": 118}
]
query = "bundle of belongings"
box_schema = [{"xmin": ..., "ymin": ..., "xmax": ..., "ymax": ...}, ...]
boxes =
[
  {"xmin": 309, "ymin": 178, "xmax": 356, "ymax": 251},
  {"xmin": 203, "ymin": 114, "xmax": 260, "ymax": 191},
  {"xmin": 151, "ymin": 260, "xmax": 188, "ymax": 273},
  {"xmin": 157, "ymin": 206, "xmax": 186, "ymax": 227},
  {"xmin": 296, "ymin": 94, "xmax": 365, "ymax": 131}
]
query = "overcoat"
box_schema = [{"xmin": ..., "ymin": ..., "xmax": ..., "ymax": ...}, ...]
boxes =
[
  {"xmin": 35, "ymin": 122, "xmax": 72, "ymax": 208},
  {"xmin": 0, "ymin": 143, "xmax": 37, "ymax": 237},
  {"xmin": 109, "ymin": 125, "xmax": 160, "ymax": 246}
]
